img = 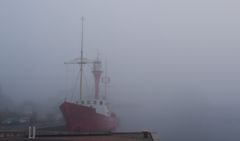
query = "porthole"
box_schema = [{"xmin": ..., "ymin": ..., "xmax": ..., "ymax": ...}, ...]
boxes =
[{"xmin": 87, "ymin": 100, "xmax": 91, "ymax": 104}]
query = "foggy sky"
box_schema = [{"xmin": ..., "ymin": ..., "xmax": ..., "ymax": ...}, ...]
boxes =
[{"xmin": 1, "ymin": 0, "xmax": 240, "ymax": 141}]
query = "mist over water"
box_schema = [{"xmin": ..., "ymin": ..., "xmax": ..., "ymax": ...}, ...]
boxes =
[{"xmin": 1, "ymin": 0, "xmax": 240, "ymax": 141}]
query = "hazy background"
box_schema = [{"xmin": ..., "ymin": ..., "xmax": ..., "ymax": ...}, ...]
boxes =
[{"xmin": 1, "ymin": 0, "xmax": 240, "ymax": 141}]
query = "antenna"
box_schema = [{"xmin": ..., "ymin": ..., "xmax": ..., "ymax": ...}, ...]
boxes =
[
  {"xmin": 97, "ymin": 49, "xmax": 100, "ymax": 60},
  {"xmin": 104, "ymin": 60, "xmax": 108, "ymax": 99},
  {"xmin": 102, "ymin": 59, "xmax": 110, "ymax": 99}
]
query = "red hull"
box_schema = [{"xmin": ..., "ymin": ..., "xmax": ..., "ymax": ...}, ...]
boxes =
[{"xmin": 60, "ymin": 101, "xmax": 117, "ymax": 131}]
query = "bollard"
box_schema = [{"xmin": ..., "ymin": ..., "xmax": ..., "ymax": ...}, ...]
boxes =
[
  {"xmin": 28, "ymin": 126, "xmax": 32, "ymax": 139},
  {"xmin": 28, "ymin": 126, "xmax": 36, "ymax": 139}
]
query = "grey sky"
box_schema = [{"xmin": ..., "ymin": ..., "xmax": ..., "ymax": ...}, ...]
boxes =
[{"xmin": 0, "ymin": 0, "xmax": 240, "ymax": 140}]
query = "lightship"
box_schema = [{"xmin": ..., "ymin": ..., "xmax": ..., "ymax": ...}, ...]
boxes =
[{"xmin": 60, "ymin": 17, "xmax": 117, "ymax": 131}]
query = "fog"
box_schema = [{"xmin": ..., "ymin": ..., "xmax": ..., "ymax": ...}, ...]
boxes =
[{"xmin": 1, "ymin": 0, "xmax": 240, "ymax": 140}]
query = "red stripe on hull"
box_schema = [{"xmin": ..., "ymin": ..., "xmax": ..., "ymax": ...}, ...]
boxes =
[{"xmin": 60, "ymin": 101, "xmax": 117, "ymax": 132}]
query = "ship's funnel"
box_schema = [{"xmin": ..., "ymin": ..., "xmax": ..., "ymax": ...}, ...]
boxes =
[{"xmin": 92, "ymin": 59, "xmax": 102, "ymax": 99}]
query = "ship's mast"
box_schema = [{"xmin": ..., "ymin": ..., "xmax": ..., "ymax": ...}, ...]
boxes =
[
  {"xmin": 65, "ymin": 17, "xmax": 104, "ymax": 101},
  {"xmin": 80, "ymin": 17, "xmax": 84, "ymax": 100}
]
